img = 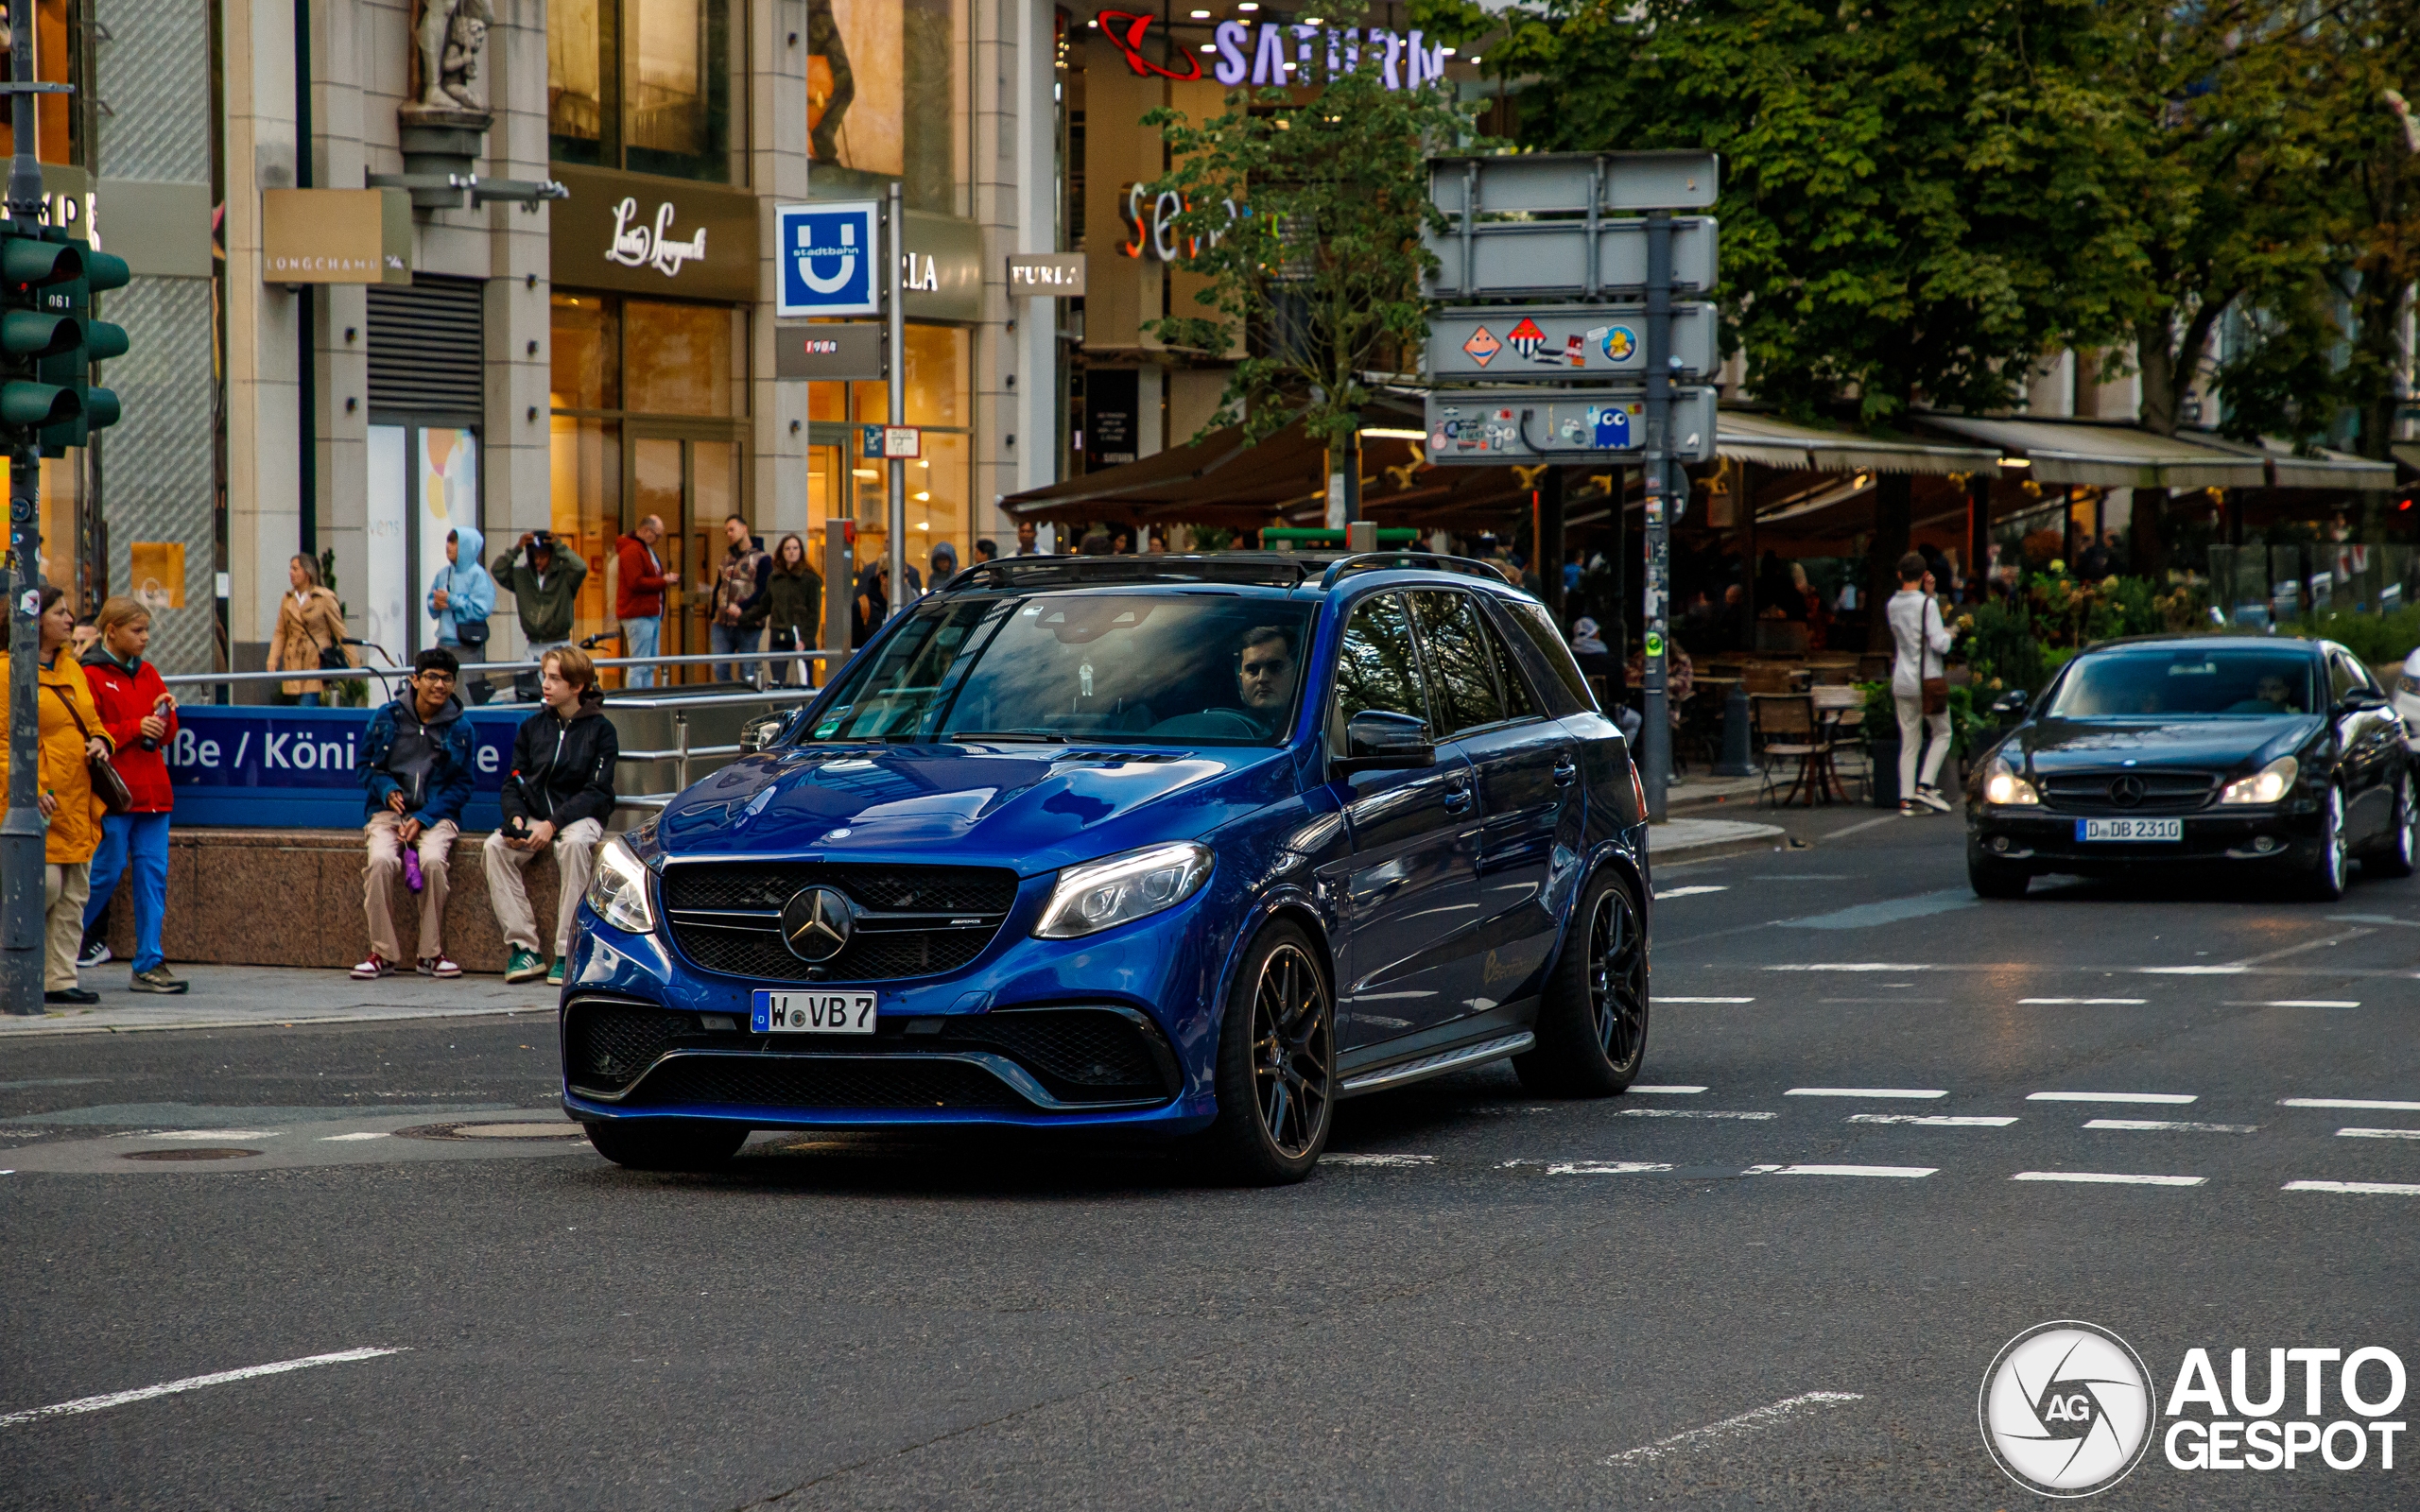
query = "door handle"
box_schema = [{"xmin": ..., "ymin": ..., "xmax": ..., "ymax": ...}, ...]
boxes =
[
  {"xmin": 1552, "ymin": 755, "xmax": 1579, "ymax": 786},
  {"xmin": 1443, "ymin": 782, "xmax": 1475, "ymax": 812}
]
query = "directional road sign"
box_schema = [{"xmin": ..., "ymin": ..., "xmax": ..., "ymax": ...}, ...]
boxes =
[
  {"xmin": 1427, "ymin": 303, "xmax": 1718, "ymax": 383},
  {"xmin": 1424, "ymin": 387, "xmax": 1719, "ymax": 466}
]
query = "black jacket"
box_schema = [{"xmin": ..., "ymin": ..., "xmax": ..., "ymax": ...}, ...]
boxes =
[{"xmin": 501, "ymin": 702, "xmax": 619, "ymax": 829}]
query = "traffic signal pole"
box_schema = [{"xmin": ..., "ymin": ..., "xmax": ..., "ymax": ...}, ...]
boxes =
[
  {"xmin": 3, "ymin": 0, "xmax": 53, "ymax": 1015},
  {"xmin": 885, "ymin": 180, "xmax": 906, "ymax": 617}
]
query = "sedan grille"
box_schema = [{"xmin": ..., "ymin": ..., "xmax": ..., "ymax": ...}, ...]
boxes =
[
  {"xmin": 661, "ymin": 862, "xmax": 1019, "ymax": 984},
  {"xmin": 2037, "ymin": 770, "xmax": 2219, "ymax": 815}
]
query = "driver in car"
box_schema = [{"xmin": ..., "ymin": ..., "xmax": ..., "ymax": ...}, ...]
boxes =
[
  {"xmin": 2225, "ymin": 673, "xmax": 2300, "ymax": 715},
  {"xmin": 1236, "ymin": 626, "xmax": 1300, "ymax": 735}
]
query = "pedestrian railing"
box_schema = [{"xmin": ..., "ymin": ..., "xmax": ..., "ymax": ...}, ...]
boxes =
[{"xmin": 158, "ymin": 646, "xmax": 850, "ymax": 697}]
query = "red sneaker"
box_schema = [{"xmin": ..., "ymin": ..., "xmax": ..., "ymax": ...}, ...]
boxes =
[
  {"xmin": 350, "ymin": 954, "xmax": 397, "ymax": 980},
  {"xmin": 416, "ymin": 955, "xmax": 461, "ymax": 979}
]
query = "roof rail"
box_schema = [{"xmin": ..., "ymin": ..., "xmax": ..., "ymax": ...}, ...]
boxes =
[
  {"xmin": 940, "ymin": 552, "xmax": 1321, "ymax": 593},
  {"xmin": 1317, "ymin": 552, "xmax": 1514, "ymax": 591}
]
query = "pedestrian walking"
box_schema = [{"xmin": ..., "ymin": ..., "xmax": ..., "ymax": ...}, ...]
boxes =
[
  {"xmin": 929, "ymin": 541, "xmax": 959, "ymax": 592},
  {"xmin": 706, "ymin": 514, "xmax": 769, "ymax": 682},
  {"xmin": 75, "ymin": 596, "xmax": 186, "ymax": 993},
  {"xmin": 764, "ymin": 533, "xmax": 821, "ymax": 687},
  {"xmin": 426, "ymin": 524, "xmax": 496, "ymax": 663},
  {"xmin": 1889, "ymin": 552, "xmax": 1956, "ymax": 816},
  {"xmin": 491, "ymin": 530, "xmax": 587, "ymax": 697},
  {"xmin": 485, "ymin": 645, "xmax": 619, "ymax": 986},
  {"xmin": 352, "ymin": 647, "xmax": 476, "ymax": 979},
  {"xmin": 614, "ymin": 514, "xmax": 672, "ymax": 688},
  {"xmin": 267, "ymin": 553, "xmax": 351, "ymax": 706},
  {"xmin": 0, "ymin": 586, "xmax": 114, "ymax": 1003}
]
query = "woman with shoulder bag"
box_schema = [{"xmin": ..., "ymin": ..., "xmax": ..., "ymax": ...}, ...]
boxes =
[
  {"xmin": 268, "ymin": 553, "xmax": 352, "ymax": 706},
  {"xmin": 0, "ymin": 586, "xmax": 115, "ymax": 1002},
  {"xmin": 1888, "ymin": 552, "xmax": 1957, "ymax": 816},
  {"xmin": 765, "ymin": 533, "xmax": 821, "ymax": 686}
]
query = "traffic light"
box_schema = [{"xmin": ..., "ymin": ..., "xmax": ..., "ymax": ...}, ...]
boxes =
[
  {"xmin": 0, "ymin": 222, "xmax": 82, "ymax": 444},
  {"xmin": 37, "ymin": 239, "xmax": 128, "ymax": 457}
]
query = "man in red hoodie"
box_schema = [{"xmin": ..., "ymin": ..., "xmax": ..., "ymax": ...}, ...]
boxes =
[
  {"xmin": 78, "ymin": 596, "xmax": 187, "ymax": 992},
  {"xmin": 614, "ymin": 514, "xmax": 671, "ymax": 688}
]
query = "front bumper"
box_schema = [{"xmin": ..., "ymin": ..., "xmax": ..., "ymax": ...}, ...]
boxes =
[{"xmin": 1968, "ymin": 803, "xmax": 2324, "ymax": 870}]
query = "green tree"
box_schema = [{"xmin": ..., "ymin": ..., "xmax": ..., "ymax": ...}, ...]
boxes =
[{"xmin": 1144, "ymin": 2, "xmax": 1482, "ymax": 517}]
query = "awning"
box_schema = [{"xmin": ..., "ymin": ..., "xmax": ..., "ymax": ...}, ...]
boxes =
[
  {"xmin": 1915, "ymin": 414, "xmax": 2395, "ymax": 491},
  {"xmin": 1716, "ymin": 409, "xmax": 1999, "ymax": 475}
]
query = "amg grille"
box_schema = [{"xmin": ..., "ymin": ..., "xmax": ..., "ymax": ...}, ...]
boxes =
[
  {"xmin": 2039, "ymin": 770, "xmax": 2218, "ymax": 815},
  {"xmin": 942, "ymin": 1010, "xmax": 1174, "ymax": 1102},
  {"xmin": 661, "ymin": 862, "xmax": 1018, "ymax": 985},
  {"xmin": 564, "ymin": 1001, "xmax": 686, "ymax": 1091},
  {"xmin": 624, "ymin": 1056, "xmax": 1028, "ymax": 1112}
]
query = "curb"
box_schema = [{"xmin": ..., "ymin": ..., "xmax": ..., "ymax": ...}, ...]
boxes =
[{"xmin": 1648, "ymin": 821, "xmax": 1787, "ymax": 864}]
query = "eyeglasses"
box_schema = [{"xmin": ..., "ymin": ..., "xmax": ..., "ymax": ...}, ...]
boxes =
[{"xmin": 417, "ymin": 672, "xmax": 458, "ymax": 686}]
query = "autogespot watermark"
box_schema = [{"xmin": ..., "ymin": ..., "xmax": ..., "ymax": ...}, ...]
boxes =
[{"xmin": 1980, "ymin": 1320, "xmax": 2409, "ymax": 1497}]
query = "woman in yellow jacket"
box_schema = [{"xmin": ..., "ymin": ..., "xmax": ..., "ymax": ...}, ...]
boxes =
[
  {"xmin": 0, "ymin": 586, "xmax": 113, "ymax": 1003},
  {"xmin": 267, "ymin": 553, "xmax": 351, "ymax": 705}
]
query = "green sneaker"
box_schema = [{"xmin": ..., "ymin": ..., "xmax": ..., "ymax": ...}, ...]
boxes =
[
  {"xmin": 505, "ymin": 947, "xmax": 545, "ymax": 983},
  {"xmin": 545, "ymin": 958, "xmax": 566, "ymax": 987}
]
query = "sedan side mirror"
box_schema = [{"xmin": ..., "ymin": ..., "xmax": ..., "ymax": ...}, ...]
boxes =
[
  {"xmin": 2337, "ymin": 689, "xmax": 2391, "ymax": 715},
  {"xmin": 1991, "ymin": 688, "xmax": 2030, "ymax": 718},
  {"xmin": 738, "ymin": 710, "xmax": 791, "ymax": 754},
  {"xmin": 1332, "ymin": 709, "xmax": 1436, "ymax": 776}
]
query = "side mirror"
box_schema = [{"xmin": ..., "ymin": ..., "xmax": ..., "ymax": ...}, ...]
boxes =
[
  {"xmin": 1332, "ymin": 710, "xmax": 1435, "ymax": 776},
  {"xmin": 2338, "ymin": 689, "xmax": 2391, "ymax": 715},
  {"xmin": 738, "ymin": 711, "xmax": 791, "ymax": 754},
  {"xmin": 1990, "ymin": 688, "xmax": 2031, "ymax": 718}
]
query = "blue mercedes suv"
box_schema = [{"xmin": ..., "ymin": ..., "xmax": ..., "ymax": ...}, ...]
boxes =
[{"xmin": 561, "ymin": 553, "xmax": 1652, "ymax": 1182}]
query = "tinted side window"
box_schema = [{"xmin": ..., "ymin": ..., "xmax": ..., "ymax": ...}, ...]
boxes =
[
  {"xmin": 1498, "ymin": 596, "xmax": 1594, "ymax": 713},
  {"xmin": 1483, "ymin": 610, "xmax": 1538, "ymax": 718},
  {"xmin": 1409, "ymin": 591, "xmax": 1506, "ymax": 735},
  {"xmin": 2331, "ymin": 651, "xmax": 2372, "ymax": 701},
  {"xmin": 1331, "ymin": 592, "xmax": 1429, "ymax": 747}
]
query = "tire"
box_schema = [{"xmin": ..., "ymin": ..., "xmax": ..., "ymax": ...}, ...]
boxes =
[
  {"xmin": 2365, "ymin": 774, "xmax": 2416, "ymax": 879},
  {"xmin": 1197, "ymin": 920, "xmax": 1336, "ymax": 1185},
  {"xmin": 2308, "ymin": 784, "xmax": 2349, "ymax": 902},
  {"xmin": 584, "ymin": 1118, "xmax": 749, "ymax": 1172},
  {"xmin": 1513, "ymin": 868, "xmax": 1649, "ymax": 1097},
  {"xmin": 1968, "ymin": 849, "xmax": 2031, "ymax": 899}
]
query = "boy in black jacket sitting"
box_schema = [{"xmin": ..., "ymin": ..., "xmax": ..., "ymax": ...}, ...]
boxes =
[{"xmin": 483, "ymin": 645, "xmax": 619, "ymax": 985}]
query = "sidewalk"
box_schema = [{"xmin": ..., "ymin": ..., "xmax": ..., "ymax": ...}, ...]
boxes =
[
  {"xmin": 1646, "ymin": 816, "xmax": 1785, "ymax": 861},
  {"xmin": 0, "ymin": 967, "xmax": 560, "ymax": 1039}
]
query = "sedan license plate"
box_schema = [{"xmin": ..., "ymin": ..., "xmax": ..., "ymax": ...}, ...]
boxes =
[
  {"xmin": 751, "ymin": 989, "xmax": 878, "ymax": 1034},
  {"xmin": 2076, "ymin": 817, "xmax": 2182, "ymax": 842}
]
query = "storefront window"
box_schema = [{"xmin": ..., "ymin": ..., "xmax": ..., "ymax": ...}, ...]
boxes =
[
  {"xmin": 624, "ymin": 299, "xmax": 735, "ymax": 417},
  {"xmin": 550, "ymin": 294, "xmax": 619, "ymax": 409},
  {"xmin": 807, "ymin": 0, "xmax": 959, "ymax": 212},
  {"xmin": 549, "ymin": 0, "xmax": 739, "ymax": 182}
]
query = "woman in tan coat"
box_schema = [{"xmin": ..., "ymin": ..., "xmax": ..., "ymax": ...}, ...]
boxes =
[
  {"xmin": 0, "ymin": 585, "xmax": 113, "ymax": 1002},
  {"xmin": 267, "ymin": 553, "xmax": 351, "ymax": 704}
]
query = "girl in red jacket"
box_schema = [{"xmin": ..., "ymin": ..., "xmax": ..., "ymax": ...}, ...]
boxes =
[{"xmin": 78, "ymin": 596, "xmax": 187, "ymax": 993}]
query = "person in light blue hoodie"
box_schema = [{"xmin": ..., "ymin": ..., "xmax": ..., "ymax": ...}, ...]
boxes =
[{"xmin": 425, "ymin": 524, "xmax": 496, "ymax": 665}]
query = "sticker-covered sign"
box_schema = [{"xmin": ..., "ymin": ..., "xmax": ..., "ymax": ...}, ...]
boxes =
[
  {"xmin": 1426, "ymin": 303, "xmax": 1717, "ymax": 383},
  {"xmin": 1461, "ymin": 326, "xmax": 1501, "ymax": 366},
  {"xmin": 1424, "ymin": 387, "xmax": 1720, "ymax": 466}
]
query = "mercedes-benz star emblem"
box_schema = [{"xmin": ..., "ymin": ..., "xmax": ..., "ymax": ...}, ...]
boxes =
[
  {"xmin": 780, "ymin": 886, "xmax": 855, "ymax": 963},
  {"xmin": 2108, "ymin": 775, "xmax": 2146, "ymax": 808}
]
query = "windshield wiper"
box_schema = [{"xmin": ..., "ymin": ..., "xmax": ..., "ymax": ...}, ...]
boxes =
[{"xmin": 945, "ymin": 730, "xmax": 1068, "ymax": 744}]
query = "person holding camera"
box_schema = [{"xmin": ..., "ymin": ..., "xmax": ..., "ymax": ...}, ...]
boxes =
[
  {"xmin": 484, "ymin": 645, "xmax": 619, "ymax": 986},
  {"xmin": 353, "ymin": 647, "xmax": 476, "ymax": 980},
  {"xmin": 491, "ymin": 529, "xmax": 588, "ymax": 696},
  {"xmin": 75, "ymin": 596, "xmax": 186, "ymax": 993}
]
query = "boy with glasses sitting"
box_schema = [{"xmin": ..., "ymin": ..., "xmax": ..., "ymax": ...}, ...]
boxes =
[{"xmin": 354, "ymin": 647, "xmax": 476, "ymax": 979}]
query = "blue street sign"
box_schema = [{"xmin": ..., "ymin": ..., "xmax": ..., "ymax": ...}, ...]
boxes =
[{"xmin": 775, "ymin": 201, "xmax": 881, "ymax": 318}]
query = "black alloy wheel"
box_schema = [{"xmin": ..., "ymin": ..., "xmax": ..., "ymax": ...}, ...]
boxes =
[
  {"xmin": 584, "ymin": 1118, "xmax": 750, "ymax": 1172},
  {"xmin": 1515, "ymin": 868, "xmax": 1649, "ymax": 1096},
  {"xmin": 1200, "ymin": 921, "xmax": 1334, "ymax": 1184},
  {"xmin": 2309, "ymin": 784, "xmax": 2350, "ymax": 902},
  {"xmin": 2368, "ymin": 774, "xmax": 2417, "ymax": 879}
]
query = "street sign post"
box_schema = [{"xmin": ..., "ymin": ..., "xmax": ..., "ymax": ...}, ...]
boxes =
[
  {"xmin": 1426, "ymin": 304, "xmax": 1718, "ymax": 383},
  {"xmin": 859, "ymin": 424, "xmax": 922, "ymax": 459},
  {"xmin": 774, "ymin": 201, "xmax": 881, "ymax": 318}
]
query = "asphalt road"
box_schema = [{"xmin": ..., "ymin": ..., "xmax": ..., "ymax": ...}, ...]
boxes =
[{"xmin": 4, "ymin": 809, "xmax": 2417, "ymax": 1510}]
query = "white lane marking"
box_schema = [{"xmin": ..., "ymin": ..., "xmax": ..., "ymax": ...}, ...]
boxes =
[
  {"xmin": 2232, "ymin": 1000, "xmax": 2361, "ymax": 1009},
  {"xmin": 1630, "ymin": 1086, "xmax": 1708, "ymax": 1094},
  {"xmin": 1825, "ymin": 813, "xmax": 1900, "ymax": 839},
  {"xmin": 1655, "ymin": 885, "xmax": 1729, "ymax": 900},
  {"xmin": 2019, "ymin": 997, "xmax": 2148, "ymax": 1005},
  {"xmin": 2084, "ymin": 1119, "xmax": 2259, "ymax": 1134},
  {"xmin": 1765, "ymin": 963, "xmax": 1933, "ymax": 972},
  {"xmin": 2336, "ymin": 1127, "xmax": 2420, "ymax": 1141},
  {"xmin": 1847, "ymin": 1114, "xmax": 2018, "ymax": 1126},
  {"xmin": 1617, "ymin": 1108, "xmax": 1777, "ymax": 1121},
  {"xmin": 2280, "ymin": 1097, "xmax": 2420, "ymax": 1111},
  {"xmin": 1604, "ymin": 1390, "xmax": 1866, "ymax": 1466},
  {"xmin": 2136, "ymin": 965, "xmax": 2246, "ymax": 975},
  {"xmin": 1322, "ymin": 1153, "xmax": 1436, "ymax": 1168},
  {"xmin": 2027, "ymin": 1091, "xmax": 2198, "ymax": 1105},
  {"xmin": 2284, "ymin": 1180, "xmax": 2420, "ymax": 1195},
  {"xmin": 1746, "ymin": 1163, "xmax": 1936, "ymax": 1177},
  {"xmin": 319, "ymin": 1132, "xmax": 391, "ymax": 1142},
  {"xmin": 2011, "ymin": 1171, "xmax": 2205, "ymax": 1187},
  {"xmin": 118, "ymin": 1129, "xmax": 283, "ymax": 1142},
  {"xmin": 2327, "ymin": 913, "xmax": 2420, "ymax": 927},
  {"xmin": 1661, "ymin": 996, "xmax": 1755, "ymax": 1004},
  {"xmin": 1547, "ymin": 1160, "xmax": 1676, "ymax": 1176},
  {"xmin": 0, "ymin": 1348, "xmax": 409, "ymax": 1430},
  {"xmin": 1785, "ymin": 1088, "xmax": 1946, "ymax": 1099}
]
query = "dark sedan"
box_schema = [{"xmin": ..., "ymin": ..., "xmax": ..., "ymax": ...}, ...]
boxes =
[{"xmin": 1967, "ymin": 635, "xmax": 2415, "ymax": 900}]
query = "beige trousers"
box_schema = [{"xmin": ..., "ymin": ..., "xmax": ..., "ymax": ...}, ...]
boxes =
[
  {"xmin": 363, "ymin": 812, "xmax": 459, "ymax": 963},
  {"xmin": 43, "ymin": 861, "xmax": 90, "ymax": 991},
  {"xmin": 483, "ymin": 816, "xmax": 604, "ymax": 956}
]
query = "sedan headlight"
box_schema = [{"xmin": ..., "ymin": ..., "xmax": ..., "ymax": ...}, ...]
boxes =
[
  {"xmin": 1983, "ymin": 757, "xmax": 2039, "ymax": 806},
  {"xmin": 584, "ymin": 833, "xmax": 658, "ymax": 934},
  {"xmin": 1035, "ymin": 841, "xmax": 1213, "ymax": 939},
  {"xmin": 2219, "ymin": 755, "xmax": 2298, "ymax": 806}
]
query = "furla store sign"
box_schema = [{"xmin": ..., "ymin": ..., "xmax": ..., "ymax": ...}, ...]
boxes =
[{"xmin": 551, "ymin": 163, "xmax": 759, "ymax": 302}]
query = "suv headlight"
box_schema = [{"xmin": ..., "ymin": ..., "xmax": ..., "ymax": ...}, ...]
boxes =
[
  {"xmin": 2219, "ymin": 755, "xmax": 2298, "ymax": 806},
  {"xmin": 1035, "ymin": 841, "xmax": 1213, "ymax": 939},
  {"xmin": 1983, "ymin": 757, "xmax": 2039, "ymax": 806},
  {"xmin": 584, "ymin": 833, "xmax": 657, "ymax": 934}
]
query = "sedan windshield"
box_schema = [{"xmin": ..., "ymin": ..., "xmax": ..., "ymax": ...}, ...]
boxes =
[
  {"xmin": 2044, "ymin": 648, "xmax": 2319, "ymax": 719},
  {"xmin": 803, "ymin": 593, "xmax": 1317, "ymax": 745}
]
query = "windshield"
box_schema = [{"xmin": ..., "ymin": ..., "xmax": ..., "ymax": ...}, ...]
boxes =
[
  {"xmin": 2044, "ymin": 648, "xmax": 2320, "ymax": 719},
  {"xmin": 802, "ymin": 593, "xmax": 1316, "ymax": 746}
]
